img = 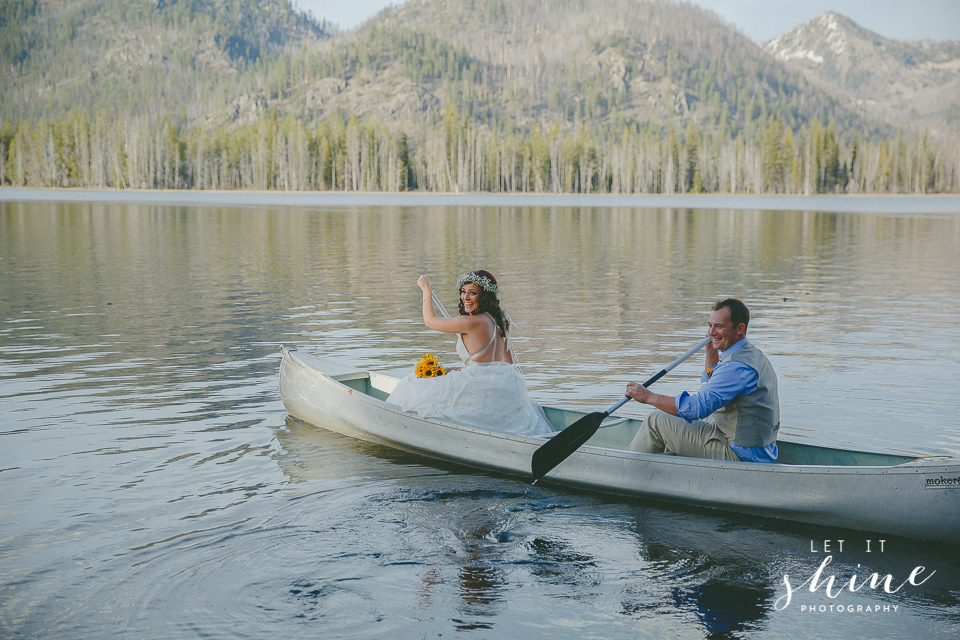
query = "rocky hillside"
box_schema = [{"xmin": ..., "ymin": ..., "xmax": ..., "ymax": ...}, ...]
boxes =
[
  {"xmin": 293, "ymin": 0, "xmax": 866, "ymax": 138},
  {"xmin": 0, "ymin": 0, "xmax": 328, "ymax": 124},
  {"xmin": 4, "ymin": 0, "xmax": 957, "ymax": 143},
  {"xmin": 3, "ymin": 0, "xmax": 881, "ymax": 139},
  {"xmin": 764, "ymin": 11, "xmax": 960, "ymax": 140}
]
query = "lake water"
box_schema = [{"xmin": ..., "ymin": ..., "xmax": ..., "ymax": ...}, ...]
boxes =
[{"xmin": 2, "ymin": 192, "xmax": 959, "ymax": 639}]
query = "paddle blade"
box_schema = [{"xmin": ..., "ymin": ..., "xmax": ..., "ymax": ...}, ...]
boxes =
[{"xmin": 531, "ymin": 412, "xmax": 608, "ymax": 480}]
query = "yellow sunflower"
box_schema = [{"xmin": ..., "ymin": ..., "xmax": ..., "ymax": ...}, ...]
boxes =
[{"xmin": 415, "ymin": 353, "xmax": 446, "ymax": 378}]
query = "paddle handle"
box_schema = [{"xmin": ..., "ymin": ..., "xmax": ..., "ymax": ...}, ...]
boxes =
[
  {"xmin": 604, "ymin": 336, "xmax": 712, "ymax": 415},
  {"xmin": 664, "ymin": 336, "xmax": 712, "ymax": 375},
  {"xmin": 431, "ymin": 291, "xmax": 451, "ymax": 319}
]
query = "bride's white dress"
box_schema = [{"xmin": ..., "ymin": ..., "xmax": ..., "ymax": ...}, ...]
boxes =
[{"xmin": 386, "ymin": 317, "xmax": 554, "ymax": 436}]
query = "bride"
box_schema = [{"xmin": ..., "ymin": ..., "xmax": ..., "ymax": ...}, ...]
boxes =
[{"xmin": 386, "ymin": 270, "xmax": 554, "ymax": 436}]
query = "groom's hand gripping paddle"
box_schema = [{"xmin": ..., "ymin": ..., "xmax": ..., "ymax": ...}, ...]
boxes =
[{"xmin": 530, "ymin": 336, "xmax": 711, "ymax": 481}]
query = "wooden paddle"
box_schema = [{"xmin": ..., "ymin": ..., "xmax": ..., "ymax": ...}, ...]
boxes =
[{"xmin": 531, "ymin": 336, "xmax": 712, "ymax": 481}]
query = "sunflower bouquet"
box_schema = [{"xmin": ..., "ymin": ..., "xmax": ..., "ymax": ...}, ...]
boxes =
[{"xmin": 415, "ymin": 353, "xmax": 447, "ymax": 378}]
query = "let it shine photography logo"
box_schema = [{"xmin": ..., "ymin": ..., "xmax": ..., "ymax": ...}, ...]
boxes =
[{"xmin": 774, "ymin": 538, "xmax": 936, "ymax": 614}]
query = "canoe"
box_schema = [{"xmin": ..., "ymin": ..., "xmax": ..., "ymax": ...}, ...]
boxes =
[{"xmin": 278, "ymin": 346, "xmax": 960, "ymax": 544}]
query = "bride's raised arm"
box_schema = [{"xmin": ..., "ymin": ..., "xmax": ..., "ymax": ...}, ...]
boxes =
[{"xmin": 417, "ymin": 275, "xmax": 486, "ymax": 335}]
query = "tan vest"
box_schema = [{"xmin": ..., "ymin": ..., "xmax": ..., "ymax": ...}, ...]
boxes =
[{"xmin": 706, "ymin": 340, "xmax": 780, "ymax": 448}]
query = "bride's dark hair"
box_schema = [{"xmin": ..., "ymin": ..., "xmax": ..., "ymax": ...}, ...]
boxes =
[{"xmin": 457, "ymin": 269, "xmax": 509, "ymax": 337}]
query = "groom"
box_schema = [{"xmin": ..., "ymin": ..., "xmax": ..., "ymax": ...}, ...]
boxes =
[{"xmin": 623, "ymin": 298, "xmax": 780, "ymax": 463}]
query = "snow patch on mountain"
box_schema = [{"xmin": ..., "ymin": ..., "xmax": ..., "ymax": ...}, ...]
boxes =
[{"xmin": 764, "ymin": 11, "xmax": 849, "ymax": 65}]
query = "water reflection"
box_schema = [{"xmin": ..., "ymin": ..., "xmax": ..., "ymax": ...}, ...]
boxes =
[
  {"xmin": 406, "ymin": 488, "xmax": 515, "ymax": 630},
  {"xmin": 671, "ymin": 577, "xmax": 773, "ymax": 639},
  {"xmin": 453, "ymin": 557, "xmax": 504, "ymax": 629},
  {"xmin": 527, "ymin": 536, "xmax": 599, "ymax": 586},
  {"xmin": 4, "ymin": 201, "xmax": 957, "ymax": 459}
]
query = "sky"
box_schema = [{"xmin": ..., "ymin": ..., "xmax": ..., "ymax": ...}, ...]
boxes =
[{"xmin": 292, "ymin": 0, "xmax": 960, "ymax": 43}]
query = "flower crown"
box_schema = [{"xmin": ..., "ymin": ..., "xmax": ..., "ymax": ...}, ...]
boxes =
[{"xmin": 456, "ymin": 272, "xmax": 499, "ymax": 296}]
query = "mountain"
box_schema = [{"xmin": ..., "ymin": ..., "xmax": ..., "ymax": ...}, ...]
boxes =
[
  {"xmin": 0, "ymin": 0, "xmax": 328, "ymax": 124},
  {"xmin": 764, "ymin": 11, "xmax": 960, "ymax": 141},
  {"xmin": 4, "ymin": 1, "xmax": 956, "ymax": 141},
  {"xmin": 2, "ymin": 0, "xmax": 876, "ymax": 138},
  {"xmin": 282, "ymin": 0, "xmax": 869, "ymax": 138}
]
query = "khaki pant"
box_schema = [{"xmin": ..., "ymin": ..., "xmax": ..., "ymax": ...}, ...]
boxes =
[{"xmin": 626, "ymin": 410, "xmax": 741, "ymax": 461}]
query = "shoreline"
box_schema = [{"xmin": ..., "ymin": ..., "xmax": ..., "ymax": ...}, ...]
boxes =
[{"xmin": 1, "ymin": 187, "xmax": 959, "ymax": 214}]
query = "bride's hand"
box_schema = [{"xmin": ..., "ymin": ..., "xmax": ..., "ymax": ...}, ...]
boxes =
[{"xmin": 417, "ymin": 275, "xmax": 432, "ymax": 294}]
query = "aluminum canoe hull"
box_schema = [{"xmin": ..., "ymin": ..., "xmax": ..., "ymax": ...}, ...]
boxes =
[{"xmin": 279, "ymin": 347, "xmax": 960, "ymax": 544}]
